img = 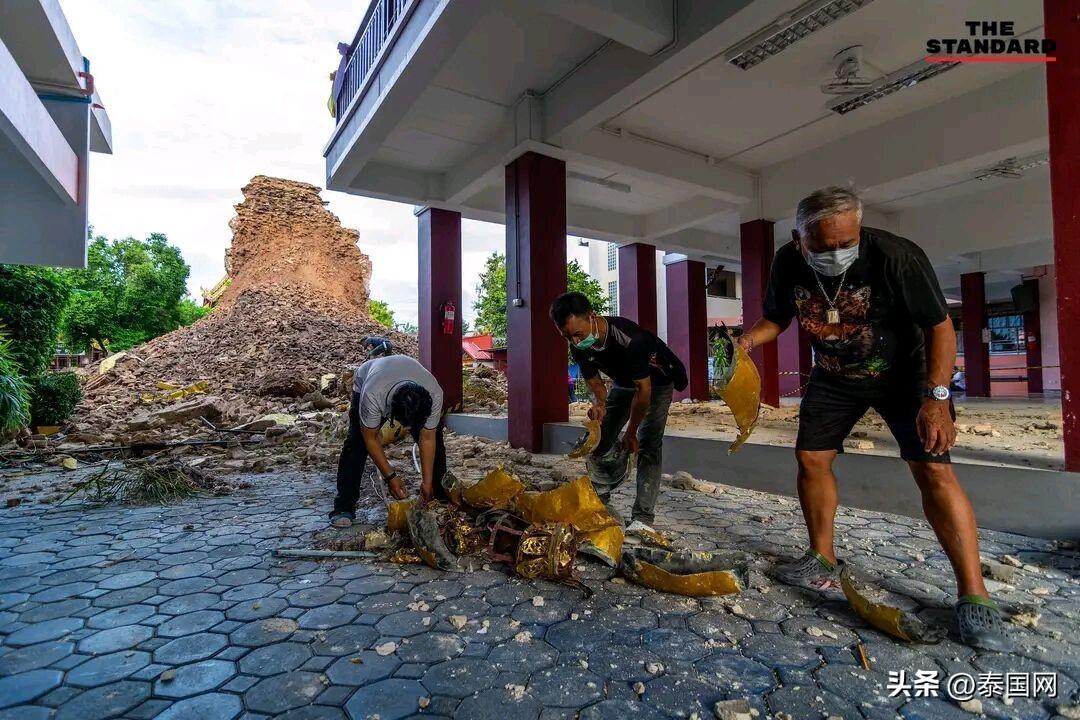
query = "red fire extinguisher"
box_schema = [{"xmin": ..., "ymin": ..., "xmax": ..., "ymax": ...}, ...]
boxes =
[{"xmin": 442, "ymin": 301, "xmax": 455, "ymax": 335}]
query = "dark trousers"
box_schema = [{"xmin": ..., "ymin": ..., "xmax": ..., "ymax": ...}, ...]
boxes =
[
  {"xmin": 590, "ymin": 383, "xmax": 673, "ymax": 524},
  {"xmin": 333, "ymin": 392, "xmax": 449, "ymax": 516}
]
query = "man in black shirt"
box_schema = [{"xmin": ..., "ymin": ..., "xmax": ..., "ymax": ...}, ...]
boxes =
[
  {"xmin": 550, "ymin": 292, "xmax": 687, "ymax": 532},
  {"xmin": 740, "ymin": 186, "xmax": 1011, "ymax": 651}
]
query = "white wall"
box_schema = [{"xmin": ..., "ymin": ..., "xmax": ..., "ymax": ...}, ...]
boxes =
[{"xmin": 1039, "ymin": 267, "xmax": 1061, "ymax": 392}]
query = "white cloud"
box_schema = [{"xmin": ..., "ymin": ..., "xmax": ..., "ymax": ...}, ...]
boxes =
[{"xmin": 64, "ymin": 0, "xmax": 591, "ymax": 327}]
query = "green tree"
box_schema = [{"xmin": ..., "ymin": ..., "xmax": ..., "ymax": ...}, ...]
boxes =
[
  {"xmin": 368, "ymin": 299, "xmax": 395, "ymax": 328},
  {"xmin": 177, "ymin": 298, "xmax": 211, "ymax": 326},
  {"xmin": 0, "ymin": 266, "xmax": 70, "ymax": 375},
  {"xmin": 61, "ymin": 233, "xmax": 197, "ymax": 353},
  {"xmin": 473, "ymin": 253, "xmax": 608, "ymax": 341}
]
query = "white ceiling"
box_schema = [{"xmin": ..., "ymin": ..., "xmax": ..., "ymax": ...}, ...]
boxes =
[{"xmin": 611, "ymin": 0, "xmax": 1043, "ymax": 170}]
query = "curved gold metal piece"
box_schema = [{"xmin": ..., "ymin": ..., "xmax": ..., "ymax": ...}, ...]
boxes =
[
  {"xmin": 460, "ymin": 466, "xmax": 525, "ymax": 509},
  {"xmin": 512, "ymin": 476, "xmax": 624, "ymax": 565},
  {"xmin": 714, "ymin": 330, "xmax": 761, "ymax": 454},
  {"xmin": 840, "ymin": 565, "xmax": 945, "ymax": 643},
  {"xmin": 567, "ymin": 418, "xmax": 601, "ymax": 458},
  {"xmin": 621, "ymin": 547, "xmax": 748, "ymax": 596}
]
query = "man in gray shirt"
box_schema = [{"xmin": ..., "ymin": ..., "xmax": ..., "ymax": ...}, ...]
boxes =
[{"xmin": 331, "ymin": 354, "xmax": 446, "ymax": 527}]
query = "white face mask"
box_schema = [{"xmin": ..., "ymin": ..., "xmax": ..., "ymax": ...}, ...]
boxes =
[{"xmin": 803, "ymin": 244, "xmax": 859, "ymax": 277}]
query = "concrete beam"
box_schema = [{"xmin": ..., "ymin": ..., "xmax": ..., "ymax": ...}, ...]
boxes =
[
  {"xmin": 541, "ymin": 0, "xmax": 779, "ymax": 145},
  {"xmin": 0, "ymin": 37, "xmax": 78, "ymax": 203},
  {"xmin": 566, "ymin": 128, "xmax": 754, "ymax": 205},
  {"xmin": 529, "ymin": 0, "xmax": 674, "ymax": 55},
  {"xmin": 346, "ymin": 161, "xmax": 444, "ymax": 205},
  {"xmin": 653, "ymin": 227, "xmax": 741, "ymax": 263},
  {"xmin": 761, "ymin": 70, "xmax": 1048, "ymax": 219},
  {"xmin": 643, "ymin": 196, "xmax": 729, "ymax": 239}
]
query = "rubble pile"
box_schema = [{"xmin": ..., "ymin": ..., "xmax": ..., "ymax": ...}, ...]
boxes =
[
  {"xmin": 461, "ymin": 363, "xmax": 508, "ymax": 413},
  {"xmin": 60, "ymin": 175, "xmax": 416, "ymax": 457}
]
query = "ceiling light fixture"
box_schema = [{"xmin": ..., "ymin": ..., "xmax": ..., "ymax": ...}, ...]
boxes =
[
  {"xmin": 827, "ymin": 57, "xmax": 960, "ymax": 114},
  {"xmin": 975, "ymin": 153, "xmax": 1050, "ymax": 181},
  {"xmin": 726, "ymin": 0, "xmax": 876, "ymax": 71},
  {"xmin": 567, "ymin": 171, "xmax": 632, "ymax": 194}
]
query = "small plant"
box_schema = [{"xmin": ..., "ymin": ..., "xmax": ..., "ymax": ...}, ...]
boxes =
[
  {"xmin": 61, "ymin": 460, "xmax": 198, "ymax": 506},
  {"xmin": 0, "ymin": 333, "xmax": 30, "ymax": 435},
  {"xmin": 28, "ymin": 371, "xmax": 83, "ymax": 427}
]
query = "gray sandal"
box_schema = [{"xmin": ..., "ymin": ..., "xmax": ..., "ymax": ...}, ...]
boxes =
[
  {"xmin": 773, "ymin": 550, "xmax": 842, "ymax": 593},
  {"xmin": 956, "ymin": 597, "xmax": 1014, "ymax": 652}
]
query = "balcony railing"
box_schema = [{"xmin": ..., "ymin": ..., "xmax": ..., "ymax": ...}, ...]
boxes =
[{"xmin": 334, "ymin": 0, "xmax": 411, "ymax": 125}]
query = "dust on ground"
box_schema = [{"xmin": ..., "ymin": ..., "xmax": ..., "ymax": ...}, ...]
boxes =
[{"xmin": 568, "ymin": 397, "xmax": 1066, "ymax": 471}]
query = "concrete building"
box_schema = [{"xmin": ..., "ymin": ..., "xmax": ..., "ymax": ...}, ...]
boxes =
[
  {"xmin": 585, "ymin": 240, "xmax": 743, "ymax": 340},
  {"xmin": 322, "ymin": 0, "xmax": 1077, "ymax": 473},
  {"xmin": 0, "ymin": 0, "xmax": 112, "ymax": 268}
]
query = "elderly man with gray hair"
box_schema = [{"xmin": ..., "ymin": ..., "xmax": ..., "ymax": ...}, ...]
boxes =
[{"xmin": 739, "ymin": 186, "xmax": 1011, "ymax": 651}]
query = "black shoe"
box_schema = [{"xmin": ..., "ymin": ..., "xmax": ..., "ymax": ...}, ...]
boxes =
[{"xmin": 329, "ymin": 511, "xmax": 354, "ymax": 528}]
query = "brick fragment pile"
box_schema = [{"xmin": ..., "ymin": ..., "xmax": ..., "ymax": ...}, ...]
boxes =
[
  {"xmin": 67, "ymin": 176, "xmax": 415, "ymax": 446},
  {"xmin": 461, "ymin": 364, "xmax": 508, "ymax": 414}
]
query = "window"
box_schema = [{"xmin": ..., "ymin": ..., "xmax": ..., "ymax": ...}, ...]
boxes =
[
  {"xmin": 706, "ymin": 268, "xmax": 737, "ymax": 298},
  {"xmin": 606, "ymin": 243, "xmax": 617, "ymax": 271},
  {"xmin": 607, "ymin": 280, "xmax": 618, "ymax": 315},
  {"xmin": 988, "ymin": 314, "xmax": 1024, "ymax": 354}
]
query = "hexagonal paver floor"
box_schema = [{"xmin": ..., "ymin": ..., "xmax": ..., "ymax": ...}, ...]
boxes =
[{"xmin": 1, "ymin": 465, "xmax": 1077, "ymax": 719}]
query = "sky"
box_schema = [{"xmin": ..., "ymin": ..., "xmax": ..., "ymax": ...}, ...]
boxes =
[{"xmin": 63, "ymin": 0, "xmax": 590, "ymax": 328}]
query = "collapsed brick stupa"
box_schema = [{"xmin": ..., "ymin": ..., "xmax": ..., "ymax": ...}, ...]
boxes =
[
  {"xmin": 218, "ymin": 176, "xmax": 374, "ymax": 313},
  {"xmin": 70, "ymin": 176, "xmax": 416, "ymax": 442}
]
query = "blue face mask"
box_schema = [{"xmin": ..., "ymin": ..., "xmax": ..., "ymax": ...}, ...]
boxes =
[
  {"xmin": 574, "ymin": 317, "xmax": 598, "ymax": 350},
  {"xmin": 804, "ymin": 244, "xmax": 859, "ymax": 277}
]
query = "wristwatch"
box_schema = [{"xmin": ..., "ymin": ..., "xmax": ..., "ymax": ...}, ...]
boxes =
[{"xmin": 926, "ymin": 385, "xmax": 950, "ymax": 401}]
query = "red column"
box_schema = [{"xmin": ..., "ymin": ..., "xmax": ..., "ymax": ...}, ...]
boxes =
[
  {"xmin": 505, "ymin": 152, "xmax": 568, "ymax": 451},
  {"xmin": 618, "ymin": 243, "xmax": 658, "ymax": 332},
  {"xmin": 960, "ymin": 272, "xmax": 990, "ymax": 398},
  {"xmin": 740, "ymin": 219, "xmax": 780, "ymax": 406},
  {"xmin": 417, "ymin": 208, "xmax": 463, "ymax": 411},
  {"xmin": 1022, "ymin": 278, "xmax": 1043, "ymax": 395},
  {"xmin": 665, "ymin": 258, "xmax": 708, "ymax": 401},
  {"xmin": 1046, "ymin": 0, "xmax": 1080, "ymax": 471}
]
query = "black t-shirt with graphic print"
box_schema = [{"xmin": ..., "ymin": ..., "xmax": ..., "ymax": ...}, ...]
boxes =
[
  {"xmin": 570, "ymin": 316, "xmax": 680, "ymax": 389},
  {"xmin": 762, "ymin": 226, "xmax": 948, "ymax": 390}
]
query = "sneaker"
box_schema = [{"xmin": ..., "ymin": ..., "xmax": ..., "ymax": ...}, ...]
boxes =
[
  {"xmin": 626, "ymin": 520, "xmax": 656, "ymax": 534},
  {"xmin": 773, "ymin": 550, "xmax": 841, "ymax": 592},
  {"xmin": 329, "ymin": 511, "xmax": 354, "ymax": 528},
  {"xmin": 956, "ymin": 597, "xmax": 1015, "ymax": 652}
]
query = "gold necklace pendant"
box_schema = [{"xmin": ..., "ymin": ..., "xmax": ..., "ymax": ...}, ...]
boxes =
[{"xmin": 826, "ymin": 307, "xmax": 840, "ymax": 324}]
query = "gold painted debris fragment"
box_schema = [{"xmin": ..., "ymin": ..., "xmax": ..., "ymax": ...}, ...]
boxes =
[
  {"xmin": 621, "ymin": 547, "xmax": 747, "ymax": 596},
  {"xmin": 512, "ymin": 476, "xmax": 623, "ymax": 566},
  {"xmin": 406, "ymin": 502, "xmax": 458, "ymax": 571},
  {"xmin": 461, "ymin": 466, "xmax": 525, "ymax": 509},
  {"xmin": 378, "ymin": 420, "xmax": 410, "ymax": 447},
  {"xmin": 712, "ymin": 328, "xmax": 761, "ymax": 453},
  {"xmin": 840, "ymin": 565, "xmax": 944, "ymax": 643},
  {"xmin": 567, "ymin": 418, "xmax": 600, "ymax": 458}
]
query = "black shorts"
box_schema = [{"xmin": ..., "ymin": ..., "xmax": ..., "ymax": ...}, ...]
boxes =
[{"xmin": 796, "ymin": 370, "xmax": 953, "ymax": 464}]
